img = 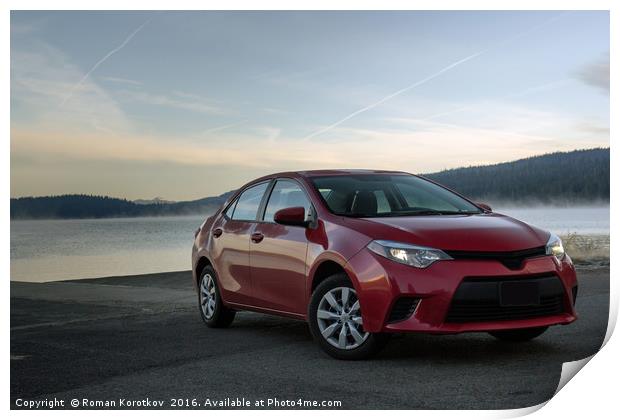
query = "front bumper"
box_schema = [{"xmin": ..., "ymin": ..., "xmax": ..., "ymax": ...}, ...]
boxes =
[{"xmin": 344, "ymin": 249, "xmax": 578, "ymax": 334}]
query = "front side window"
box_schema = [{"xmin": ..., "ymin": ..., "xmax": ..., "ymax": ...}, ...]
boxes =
[
  {"xmin": 263, "ymin": 180, "xmax": 311, "ymax": 222},
  {"xmin": 310, "ymin": 174, "xmax": 481, "ymax": 217},
  {"xmin": 224, "ymin": 200, "xmax": 236, "ymax": 218},
  {"xmin": 230, "ymin": 182, "xmax": 269, "ymax": 221}
]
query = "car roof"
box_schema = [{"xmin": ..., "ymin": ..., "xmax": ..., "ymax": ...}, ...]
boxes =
[{"xmin": 254, "ymin": 169, "xmax": 411, "ymax": 180}]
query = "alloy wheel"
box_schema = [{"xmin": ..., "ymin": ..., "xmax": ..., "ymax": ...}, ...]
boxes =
[
  {"xmin": 200, "ymin": 273, "xmax": 217, "ymax": 319},
  {"xmin": 316, "ymin": 286, "xmax": 369, "ymax": 350}
]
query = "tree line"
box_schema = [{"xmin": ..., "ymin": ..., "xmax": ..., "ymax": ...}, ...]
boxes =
[
  {"xmin": 425, "ymin": 148, "xmax": 609, "ymax": 205},
  {"xmin": 10, "ymin": 148, "xmax": 609, "ymax": 219}
]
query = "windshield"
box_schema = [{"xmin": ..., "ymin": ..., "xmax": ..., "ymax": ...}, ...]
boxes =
[{"xmin": 311, "ymin": 174, "xmax": 482, "ymax": 217}]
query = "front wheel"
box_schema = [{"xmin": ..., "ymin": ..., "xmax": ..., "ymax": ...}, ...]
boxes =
[
  {"xmin": 308, "ymin": 274, "xmax": 389, "ymax": 360},
  {"xmin": 198, "ymin": 266, "xmax": 235, "ymax": 328},
  {"xmin": 489, "ymin": 326, "xmax": 548, "ymax": 342}
]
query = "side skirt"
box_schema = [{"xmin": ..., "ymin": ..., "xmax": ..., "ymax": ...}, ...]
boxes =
[{"xmin": 226, "ymin": 301, "xmax": 307, "ymax": 321}]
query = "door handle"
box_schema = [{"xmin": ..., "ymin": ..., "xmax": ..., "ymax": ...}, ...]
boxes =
[
  {"xmin": 212, "ymin": 228, "xmax": 223, "ymax": 238},
  {"xmin": 251, "ymin": 232, "xmax": 264, "ymax": 243}
]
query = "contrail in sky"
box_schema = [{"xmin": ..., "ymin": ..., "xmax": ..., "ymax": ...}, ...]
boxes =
[
  {"xmin": 61, "ymin": 19, "xmax": 150, "ymax": 106},
  {"xmin": 302, "ymin": 51, "xmax": 484, "ymax": 141},
  {"xmin": 302, "ymin": 12, "xmax": 569, "ymax": 141}
]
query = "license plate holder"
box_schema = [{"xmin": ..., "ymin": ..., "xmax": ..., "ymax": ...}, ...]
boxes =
[{"xmin": 500, "ymin": 281, "xmax": 540, "ymax": 306}]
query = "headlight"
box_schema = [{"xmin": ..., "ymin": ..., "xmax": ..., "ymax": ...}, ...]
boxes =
[
  {"xmin": 367, "ymin": 240, "xmax": 452, "ymax": 268},
  {"xmin": 545, "ymin": 233, "xmax": 565, "ymax": 260}
]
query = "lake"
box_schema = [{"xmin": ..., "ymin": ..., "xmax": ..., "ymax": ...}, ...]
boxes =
[{"xmin": 10, "ymin": 206, "xmax": 610, "ymax": 282}]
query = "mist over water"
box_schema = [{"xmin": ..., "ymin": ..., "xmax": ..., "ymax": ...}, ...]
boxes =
[
  {"xmin": 494, "ymin": 206, "xmax": 610, "ymax": 235},
  {"xmin": 10, "ymin": 206, "xmax": 609, "ymax": 282}
]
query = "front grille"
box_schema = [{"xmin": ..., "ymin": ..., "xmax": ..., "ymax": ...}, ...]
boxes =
[
  {"xmin": 445, "ymin": 274, "xmax": 566, "ymax": 323},
  {"xmin": 444, "ymin": 246, "xmax": 547, "ymax": 270},
  {"xmin": 387, "ymin": 297, "xmax": 420, "ymax": 323}
]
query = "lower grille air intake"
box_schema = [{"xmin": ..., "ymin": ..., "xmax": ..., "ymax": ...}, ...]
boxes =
[
  {"xmin": 572, "ymin": 285, "xmax": 578, "ymax": 304},
  {"xmin": 387, "ymin": 297, "xmax": 420, "ymax": 323},
  {"xmin": 445, "ymin": 275, "xmax": 566, "ymax": 323}
]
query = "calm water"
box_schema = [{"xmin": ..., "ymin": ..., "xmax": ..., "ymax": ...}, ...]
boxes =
[{"xmin": 10, "ymin": 206, "xmax": 610, "ymax": 282}]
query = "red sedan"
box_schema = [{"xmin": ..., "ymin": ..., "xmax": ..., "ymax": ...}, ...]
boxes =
[{"xmin": 192, "ymin": 170, "xmax": 577, "ymax": 359}]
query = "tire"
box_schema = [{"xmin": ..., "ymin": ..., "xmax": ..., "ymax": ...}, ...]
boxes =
[
  {"xmin": 198, "ymin": 266, "xmax": 236, "ymax": 328},
  {"xmin": 489, "ymin": 326, "xmax": 548, "ymax": 342},
  {"xmin": 308, "ymin": 273, "xmax": 390, "ymax": 360}
]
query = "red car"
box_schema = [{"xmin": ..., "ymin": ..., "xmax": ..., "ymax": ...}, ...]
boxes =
[{"xmin": 192, "ymin": 170, "xmax": 577, "ymax": 359}]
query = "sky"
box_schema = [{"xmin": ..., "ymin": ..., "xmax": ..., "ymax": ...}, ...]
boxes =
[{"xmin": 10, "ymin": 11, "xmax": 609, "ymax": 201}]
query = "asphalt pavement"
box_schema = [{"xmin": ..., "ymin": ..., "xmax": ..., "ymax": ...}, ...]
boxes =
[{"xmin": 10, "ymin": 266, "xmax": 609, "ymax": 409}]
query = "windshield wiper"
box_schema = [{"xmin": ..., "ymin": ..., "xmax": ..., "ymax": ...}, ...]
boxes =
[
  {"xmin": 335, "ymin": 212, "xmax": 376, "ymax": 218},
  {"xmin": 336, "ymin": 210, "xmax": 480, "ymax": 218},
  {"xmin": 396, "ymin": 209, "xmax": 481, "ymax": 216}
]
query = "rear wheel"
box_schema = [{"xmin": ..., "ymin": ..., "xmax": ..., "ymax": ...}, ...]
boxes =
[
  {"xmin": 489, "ymin": 326, "xmax": 548, "ymax": 342},
  {"xmin": 198, "ymin": 266, "xmax": 235, "ymax": 328},
  {"xmin": 308, "ymin": 274, "xmax": 389, "ymax": 360}
]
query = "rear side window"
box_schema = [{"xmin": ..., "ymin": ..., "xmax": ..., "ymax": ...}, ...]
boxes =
[
  {"xmin": 230, "ymin": 182, "xmax": 269, "ymax": 221},
  {"xmin": 263, "ymin": 180, "xmax": 311, "ymax": 222}
]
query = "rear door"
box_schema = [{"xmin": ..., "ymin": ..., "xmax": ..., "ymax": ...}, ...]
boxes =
[
  {"xmin": 249, "ymin": 179, "xmax": 312, "ymax": 315},
  {"xmin": 210, "ymin": 181, "xmax": 270, "ymax": 305}
]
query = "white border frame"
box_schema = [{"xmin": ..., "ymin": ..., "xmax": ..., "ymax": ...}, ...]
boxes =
[{"xmin": 4, "ymin": 1, "xmax": 615, "ymax": 419}]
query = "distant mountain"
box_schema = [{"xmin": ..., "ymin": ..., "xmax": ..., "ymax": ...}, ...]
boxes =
[
  {"xmin": 10, "ymin": 148, "xmax": 609, "ymax": 220},
  {"xmin": 424, "ymin": 148, "xmax": 609, "ymax": 205},
  {"xmin": 133, "ymin": 197, "xmax": 176, "ymax": 205}
]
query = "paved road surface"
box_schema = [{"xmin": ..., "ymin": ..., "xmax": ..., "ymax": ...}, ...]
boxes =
[{"xmin": 11, "ymin": 267, "xmax": 609, "ymax": 409}]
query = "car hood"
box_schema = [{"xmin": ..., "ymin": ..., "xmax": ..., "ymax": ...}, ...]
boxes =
[{"xmin": 341, "ymin": 213, "xmax": 550, "ymax": 252}]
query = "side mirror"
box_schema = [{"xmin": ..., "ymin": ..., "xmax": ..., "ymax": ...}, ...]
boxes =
[
  {"xmin": 476, "ymin": 202, "xmax": 492, "ymax": 212},
  {"xmin": 274, "ymin": 206, "xmax": 309, "ymax": 227}
]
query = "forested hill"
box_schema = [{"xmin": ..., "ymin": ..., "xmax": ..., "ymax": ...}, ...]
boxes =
[
  {"xmin": 10, "ymin": 148, "xmax": 609, "ymax": 219},
  {"xmin": 424, "ymin": 148, "xmax": 609, "ymax": 205},
  {"xmin": 10, "ymin": 192, "xmax": 234, "ymax": 220}
]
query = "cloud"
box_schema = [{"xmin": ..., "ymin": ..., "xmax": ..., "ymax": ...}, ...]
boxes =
[
  {"xmin": 11, "ymin": 21, "xmax": 41, "ymax": 35},
  {"xmin": 386, "ymin": 117, "xmax": 552, "ymax": 141},
  {"xmin": 577, "ymin": 54, "xmax": 610, "ymax": 93},
  {"xmin": 100, "ymin": 76, "xmax": 143, "ymax": 86},
  {"xmin": 410, "ymin": 79, "xmax": 570, "ymax": 123},
  {"xmin": 12, "ymin": 110, "xmax": 607, "ymax": 176},
  {"xmin": 11, "ymin": 97, "xmax": 609, "ymax": 200},
  {"xmin": 382, "ymin": 98, "xmax": 610, "ymax": 148},
  {"xmin": 201, "ymin": 119, "xmax": 248, "ymax": 135},
  {"xmin": 117, "ymin": 90, "xmax": 229, "ymax": 115},
  {"xmin": 11, "ymin": 127, "xmax": 294, "ymax": 169},
  {"xmin": 11, "ymin": 42, "xmax": 131, "ymax": 133},
  {"xmin": 574, "ymin": 121, "xmax": 610, "ymax": 136}
]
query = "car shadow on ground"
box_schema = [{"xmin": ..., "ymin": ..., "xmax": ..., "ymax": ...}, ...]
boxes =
[{"xmin": 222, "ymin": 311, "xmax": 599, "ymax": 364}]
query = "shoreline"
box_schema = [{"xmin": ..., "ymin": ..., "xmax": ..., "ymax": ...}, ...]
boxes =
[
  {"xmin": 9, "ymin": 205, "xmax": 611, "ymax": 223},
  {"xmin": 9, "ymin": 203, "xmax": 611, "ymax": 223},
  {"xmin": 10, "ymin": 264, "xmax": 610, "ymax": 286}
]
